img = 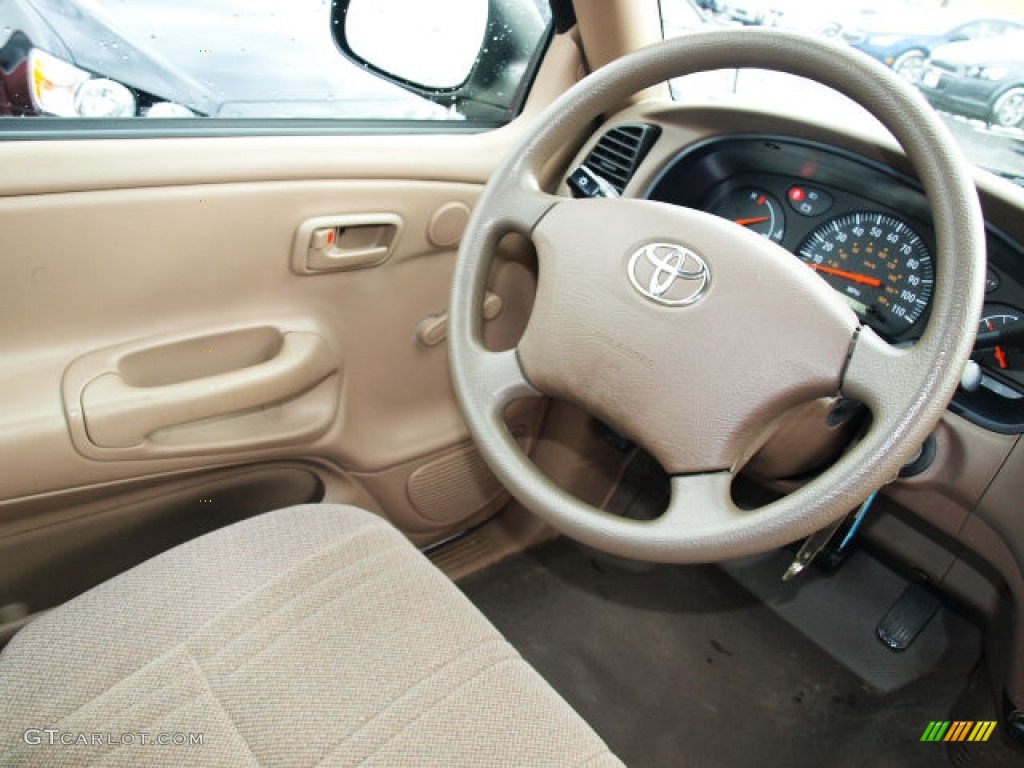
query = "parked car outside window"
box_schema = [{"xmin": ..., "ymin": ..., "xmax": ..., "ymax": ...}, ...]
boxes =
[
  {"xmin": 847, "ymin": 13, "xmax": 1024, "ymax": 84},
  {"xmin": 919, "ymin": 32, "xmax": 1024, "ymax": 129}
]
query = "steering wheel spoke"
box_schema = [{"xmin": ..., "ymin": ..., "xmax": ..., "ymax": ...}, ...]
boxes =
[
  {"xmin": 474, "ymin": 177, "xmax": 561, "ymax": 244},
  {"xmin": 661, "ymin": 471, "xmax": 741, "ymax": 537},
  {"xmin": 472, "ymin": 347, "xmax": 541, "ymax": 414},
  {"xmin": 841, "ymin": 327, "xmax": 912, "ymax": 408}
]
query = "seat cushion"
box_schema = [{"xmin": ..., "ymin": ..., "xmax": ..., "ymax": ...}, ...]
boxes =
[{"xmin": 0, "ymin": 504, "xmax": 623, "ymax": 767}]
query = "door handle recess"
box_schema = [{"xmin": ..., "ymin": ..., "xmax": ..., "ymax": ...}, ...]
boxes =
[{"xmin": 81, "ymin": 332, "xmax": 336, "ymax": 449}]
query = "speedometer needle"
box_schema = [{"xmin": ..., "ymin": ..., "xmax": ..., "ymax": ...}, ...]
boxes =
[
  {"xmin": 807, "ymin": 263, "xmax": 882, "ymax": 288},
  {"xmin": 734, "ymin": 216, "xmax": 770, "ymax": 226}
]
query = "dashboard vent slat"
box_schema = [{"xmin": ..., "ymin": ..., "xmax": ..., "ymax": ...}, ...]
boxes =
[{"xmin": 582, "ymin": 123, "xmax": 661, "ymax": 194}]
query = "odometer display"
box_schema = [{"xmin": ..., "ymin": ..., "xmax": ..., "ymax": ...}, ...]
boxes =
[{"xmin": 798, "ymin": 212, "xmax": 934, "ymax": 332}]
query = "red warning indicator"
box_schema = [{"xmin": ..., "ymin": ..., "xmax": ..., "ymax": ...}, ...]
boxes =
[{"xmin": 787, "ymin": 185, "xmax": 832, "ymax": 217}]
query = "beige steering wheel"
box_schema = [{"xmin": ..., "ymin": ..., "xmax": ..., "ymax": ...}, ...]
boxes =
[{"xmin": 449, "ymin": 29, "xmax": 985, "ymax": 563}]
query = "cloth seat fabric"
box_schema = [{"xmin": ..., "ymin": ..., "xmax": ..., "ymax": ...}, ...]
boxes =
[{"xmin": 0, "ymin": 504, "xmax": 623, "ymax": 767}]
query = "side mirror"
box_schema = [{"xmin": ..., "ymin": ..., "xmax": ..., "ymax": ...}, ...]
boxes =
[
  {"xmin": 337, "ymin": 0, "xmax": 489, "ymax": 91},
  {"xmin": 332, "ymin": 0, "xmax": 553, "ymax": 120}
]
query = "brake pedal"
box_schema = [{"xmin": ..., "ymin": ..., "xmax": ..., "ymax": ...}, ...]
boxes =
[{"xmin": 877, "ymin": 583, "xmax": 941, "ymax": 652}]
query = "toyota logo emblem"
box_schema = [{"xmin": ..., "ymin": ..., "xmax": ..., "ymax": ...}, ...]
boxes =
[{"xmin": 627, "ymin": 243, "xmax": 711, "ymax": 306}]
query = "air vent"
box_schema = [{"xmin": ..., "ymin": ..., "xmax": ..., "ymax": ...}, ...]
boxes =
[{"xmin": 582, "ymin": 123, "xmax": 661, "ymax": 195}]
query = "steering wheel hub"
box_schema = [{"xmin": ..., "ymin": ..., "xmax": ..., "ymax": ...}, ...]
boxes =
[{"xmin": 519, "ymin": 198, "xmax": 858, "ymax": 475}]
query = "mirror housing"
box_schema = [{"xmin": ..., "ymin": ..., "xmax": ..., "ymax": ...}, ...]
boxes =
[{"xmin": 332, "ymin": 0, "xmax": 553, "ymax": 120}]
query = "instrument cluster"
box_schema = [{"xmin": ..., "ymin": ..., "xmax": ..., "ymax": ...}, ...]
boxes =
[
  {"xmin": 704, "ymin": 181, "xmax": 934, "ymax": 337},
  {"xmin": 645, "ymin": 136, "xmax": 1024, "ymax": 432}
]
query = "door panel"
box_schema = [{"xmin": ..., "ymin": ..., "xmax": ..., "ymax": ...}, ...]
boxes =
[{"xmin": 1, "ymin": 180, "xmax": 495, "ymax": 496}]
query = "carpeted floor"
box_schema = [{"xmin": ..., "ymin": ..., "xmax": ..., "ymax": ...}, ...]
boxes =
[{"xmin": 460, "ymin": 537, "xmax": 981, "ymax": 768}]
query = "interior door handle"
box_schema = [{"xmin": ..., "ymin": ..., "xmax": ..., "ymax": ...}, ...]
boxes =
[
  {"xmin": 292, "ymin": 213, "xmax": 403, "ymax": 274},
  {"xmin": 81, "ymin": 332, "xmax": 337, "ymax": 449}
]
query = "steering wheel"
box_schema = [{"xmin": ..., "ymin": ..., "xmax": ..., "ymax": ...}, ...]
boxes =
[{"xmin": 448, "ymin": 29, "xmax": 985, "ymax": 563}]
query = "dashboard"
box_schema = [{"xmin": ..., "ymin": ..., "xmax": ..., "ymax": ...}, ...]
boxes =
[{"xmin": 641, "ymin": 136, "xmax": 1024, "ymax": 434}]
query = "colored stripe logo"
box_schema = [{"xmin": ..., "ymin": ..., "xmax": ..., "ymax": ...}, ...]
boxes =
[{"xmin": 920, "ymin": 721, "xmax": 997, "ymax": 742}]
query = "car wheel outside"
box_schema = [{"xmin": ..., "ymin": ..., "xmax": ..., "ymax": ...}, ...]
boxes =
[
  {"xmin": 990, "ymin": 87, "xmax": 1024, "ymax": 129},
  {"xmin": 892, "ymin": 49, "xmax": 926, "ymax": 83}
]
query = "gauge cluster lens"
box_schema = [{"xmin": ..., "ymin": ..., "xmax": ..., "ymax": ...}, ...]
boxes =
[
  {"xmin": 977, "ymin": 303, "xmax": 1022, "ymax": 378},
  {"xmin": 710, "ymin": 188, "xmax": 785, "ymax": 243},
  {"xmin": 974, "ymin": 302, "xmax": 1024, "ymax": 397},
  {"xmin": 797, "ymin": 212, "xmax": 934, "ymax": 331}
]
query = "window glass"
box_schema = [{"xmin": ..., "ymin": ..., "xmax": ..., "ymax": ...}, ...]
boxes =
[
  {"xmin": 661, "ymin": 0, "xmax": 1024, "ymax": 185},
  {"xmin": 0, "ymin": 0, "xmax": 550, "ymax": 123}
]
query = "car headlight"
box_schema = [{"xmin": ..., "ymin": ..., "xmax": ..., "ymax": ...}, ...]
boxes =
[
  {"xmin": 966, "ymin": 65, "xmax": 1009, "ymax": 81},
  {"xmin": 30, "ymin": 48, "xmax": 136, "ymax": 117},
  {"xmin": 73, "ymin": 78, "xmax": 136, "ymax": 118}
]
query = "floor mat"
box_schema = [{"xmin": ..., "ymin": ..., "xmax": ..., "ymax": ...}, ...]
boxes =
[
  {"xmin": 460, "ymin": 538, "xmax": 980, "ymax": 768},
  {"xmin": 722, "ymin": 548, "xmax": 978, "ymax": 694}
]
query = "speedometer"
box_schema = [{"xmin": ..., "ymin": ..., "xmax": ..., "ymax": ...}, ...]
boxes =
[{"xmin": 797, "ymin": 212, "xmax": 934, "ymax": 331}]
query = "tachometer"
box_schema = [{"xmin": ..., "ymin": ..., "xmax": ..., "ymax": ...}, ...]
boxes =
[{"xmin": 798, "ymin": 212, "xmax": 934, "ymax": 331}]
